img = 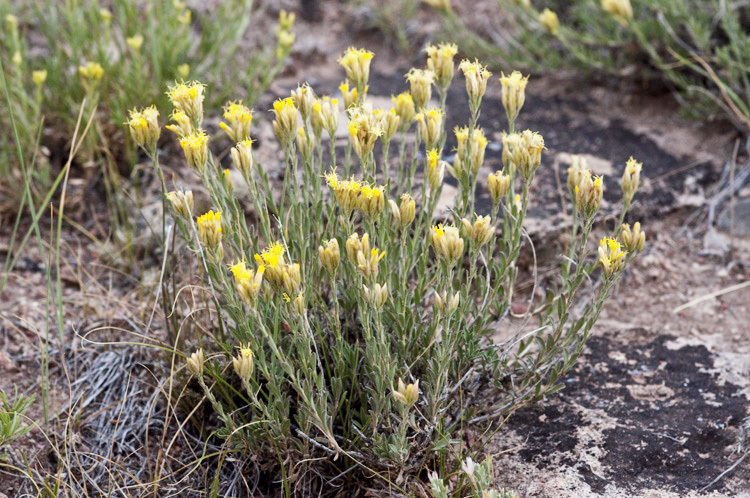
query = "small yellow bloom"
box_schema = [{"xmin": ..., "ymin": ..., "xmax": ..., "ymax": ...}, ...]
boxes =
[
  {"xmin": 500, "ymin": 71, "xmax": 529, "ymax": 124},
  {"xmin": 488, "ymin": 170, "xmax": 510, "ymax": 206},
  {"xmin": 78, "ymin": 61, "xmax": 104, "ymax": 82},
  {"xmin": 99, "ymin": 8, "xmax": 112, "ymax": 24},
  {"xmin": 311, "ymin": 96, "xmax": 339, "ymax": 138},
  {"xmin": 348, "ymin": 103, "xmax": 381, "ymax": 160},
  {"xmin": 425, "ymin": 42, "xmax": 458, "ymax": 90},
  {"xmin": 434, "ymin": 290, "xmax": 460, "ymax": 316},
  {"xmin": 602, "ymin": 0, "xmax": 633, "ymax": 26},
  {"xmin": 296, "ymin": 126, "xmax": 314, "ymax": 163},
  {"xmin": 392, "ymin": 92, "xmax": 416, "ymax": 131},
  {"xmin": 197, "ymin": 210, "xmax": 222, "ymax": 251},
  {"xmin": 165, "ymin": 190, "xmax": 194, "ymax": 218},
  {"xmin": 177, "ymin": 63, "xmax": 190, "ymax": 79},
  {"xmin": 620, "ymin": 222, "xmax": 645, "ymax": 254},
  {"xmin": 126, "ymin": 34, "xmax": 144, "ymax": 51},
  {"xmin": 232, "ymin": 344, "xmax": 254, "ymax": 381},
  {"xmin": 179, "ymin": 130, "xmax": 209, "ymax": 173},
  {"xmin": 276, "ymin": 29, "xmax": 295, "ymax": 57},
  {"xmin": 231, "ymin": 140, "xmax": 254, "ymax": 177},
  {"xmin": 575, "ymin": 169, "xmax": 604, "ymax": 218},
  {"xmin": 178, "ymin": 8, "xmax": 191, "ymax": 25},
  {"xmin": 621, "ymin": 156, "xmax": 642, "ymax": 205},
  {"xmin": 32, "ymin": 69, "xmax": 47, "ymax": 87},
  {"xmin": 405, "ymin": 68, "xmax": 434, "ymax": 111},
  {"xmin": 567, "ymin": 155, "xmax": 588, "ymax": 195},
  {"xmin": 393, "ymin": 378, "xmax": 419, "ymax": 407},
  {"xmin": 339, "ymin": 81, "xmax": 360, "ymax": 109},
  {"xmin": 345, "ymin": 232, "xmax": 369, "ymax": 265},
  {"xmin": 502, "ymin": 130, "xmax": 544, "ymax": 181},
  {"xmin": 325, "ymin": 170, "xmax": 362, "ymax": 213},
  {"xmin": 357, "ymin": 183, "xmax": 385, "ymax": 217},
  {"xmin": 230, "ymin": 261, "xmax": 264, "ymax": 305},
  {"xmin": 458, "ymin": 59, "xmax": 492, "ymax": 110},
  {"xmin": 539, "ymin": 8, "xmax": 560, "ymax": 35},
  {"xmin": 415, "ymin": 107, "xmax": 443, "ymax": 151},
  {"xmin": 291, "ymin": 82, "xmax": 315, "ymax": 120},
  {"xmin": 279, "ymin": 10, "xmax": 296, "ymax": 31},
  {"xmin": 318, "ymin": 238, "xmax": 341, "ymax": 274},
  {"xmin": 5, "ymin": 14, "xmax": 18, "ymax": 30},
  {"xmin": 338, "ymin": 47, "xmax": 374, "ymax": 92},
  {"xmin": 271, "ymin": 97, "xmax": 298, "ymax": 146},
  {"xmin": 426, "ymin": 148, "xmax": 445, "ymax": 190},
  {"xmin": 374, "ymin": 108, "xmax": 399, "ymax": 143},
  {"xmin": 357, "ymin": 247, "xmax": 385, "ymax": 279},
  {"xmin": 461, "ymin": 214, "xmax": 494, "ymax": 247},
  {"xmin": 255, "ymin": 243, "xmax": 300, "ymax": 295},
  {"xmin": 167, "ymin": 81, "xmax": 205, "ymax": 125},
  {"xmin": 127, "ymin": 105, "xmax": 160, "ymax": 151},
  {"xmin": 429, "ymin": 224, "xmax": 464, "ymax": 265},
  {"xmin": 11, "ymin": 51, "xmax": 21, "ymax": 66},
  {"xmin": 389, "ymin": 193, "xmax": 416, "ymax": 228},
  {"xmin": 220, "ymin": 101, "xmax": 253, "ymax": 142},
  {"xmin": 166, "ymin": 109, "xmax": 195, "ymax": 139},
  {"xmin": 598, "ymin": 237, "xmax": 627, "ymax": 277}
]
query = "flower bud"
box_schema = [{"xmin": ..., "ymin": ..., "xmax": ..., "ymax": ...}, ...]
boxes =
[
  {"xmin": 426, "ymin": 149, "xmax": 446, "ymax": 190},
  {"xmin": 393, "ymin": 378, "xmax": 419, "ymax": 407},
  {"xmin": 375, "ymin": 108, "xmax": 400, "ymax": 143},
  {"xmin": 434, "ymin": 290, "xmax": 460, "ymax": 315},
  {"xmin": 363, "ymin": 282, "xmax": 389, "ymax": 309},
  {"xmin": 502, "ymin": 130, "xmax": 544, "ymax": 182},
  {"xmin": 32, "ymin": 70, "xmax": 47, "ymax": 87},
  {"xmin": 231, "ymin": 140, "xmax": 255, "ymax": 177},
  {"xmin": 575, "ymin": 169, "xmax": 604, "ymax": 218},
  {"xmin": 389, "ymin": 193, "xmax": 416, "ymax": 228},
  {"xmin": 567, "ymin": 155, "xmax": 588, "ymax": 195},
  {"xmin": 405, "ymin": 68, "xmax": 434, "ymax": 111},
  {"xmin": 230, "ymin": 261, "xmax": 264, "ymax": 305},
  {"xmin": 392, "ymin": 92, "xmax": 416, "ymax": 131},
  {"xmin": 232, "ymin": 344, "xmax": 254, "ymax": 381},
  {"xmin": 296, "ymin": 127, "xmax": 314, "ymax": 164},
  {"xmin": 539, "ymin": 8, "xmax": 560, "ymax": 35},
  {"xmin": 346, "ymin": 232, "xmax": 369, "ymax": 265},
  {"xmin": 126, "ymin": 33, "xmax": 144, "ymax": 51},
  {"xmin": 166, "ymin": 110, "xmax": 195, "ymax": 139},
  {"xmin": 348, "ymin": 104, "xmax": 381, "ymax": 160},
  {"xmin": 272, "ymin": 97, "xmax": 298, "ymax": 146},
  {"xmin": 356, "ymin": 246, "xmax": 385, "ymax": 279},
  {"xmin": 500, "ymin": 71, "xmax": 529, "ymax": 124},
  {"xmin": 186, "ymin": 348, "xmax": 205, "ymax": 376},
  {"xmin": 165, "ymin": 190, "xmax": 193, "ymax": 218},
  {"xmin": 127, "ymin": 105, "xmax": 160, "ymax": 152},
  {"xmin": 488, "ymin": 170, "xmax": 510, "ymax": 206},
  {"xmin": 621, "ymin": 222, "xmax": 645, "ymax": 253},
  {"xmin": 78, "ymin": 61, "xmax": 104, "ymax": 83},
  {"xmin": 291, "ymin": 83, "xmax": 315, "ymax": 121},
  {"xmin": 621, "ymin": 156, "xmax": 642, "ymax": 205},
  {"xmin": 602, "ymin": 0, "xmax": 633, "ymax": 26},
  {"xmin": 318, "ymin": 238, "xmax": 341, "ymax": 274},
  {"xmin": 415, "ymin": 108, "xmax": 443, "ymax": 151},
  {"xmin": 458, "ymin": 59, "xmax": 491, "ymax": 111},
  {"xmin": 178, "ymin": 63, "xmax": 190, "ymax": 79},
  {"xmin": 338, "ymin": 47, "xmax": 374, "ymax": 92},
  {"xmin": 339, "ymin": 81, "xmax": 360, "ymax": 109}
]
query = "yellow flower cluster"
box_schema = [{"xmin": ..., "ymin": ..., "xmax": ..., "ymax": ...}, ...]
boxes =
[
  {"xmin": 338, "ymin": 47, "xmax": 374, "ymax": 92},
  {"xmin": 621, "ymin": 156, "xmax": 642, "ymax": 204},
  {"xmin": 311, "ymin": 96, "xmax": 339, "ymax": 139},
  {"xmin": 179, "ymin": 130, "xmax": 209, "ymax": 173},
  {"xmin": 429, "ymin": 224, "xmax": 464, "ymax": 266},
  {"xmin": 325, "ymin": 172, "xmax": 385, "ymax": 217},
  {"xmin": 426, "ymin": 148, "xmax": 445, "ymax": 190},
  {"xmin": 602, "ymin": 0, "xmax": 633, "ymax": 26},
  {"xmin": 392, "ymin": 92, "xmax": 416, "ymax": 131},
  {"xmin": 232, "ymin": 344, "xmax": 254, "ymax": 381},
  {"xmin": 388, "ymin": 193, "xmax": 416, "ymax": 228},
  {"xmin": 220, "ymin": 101, "xmax": 253, "ymax": 142},
  {"xmin": 539, "ymin": 8, "xmax": 560, "ymax": 35},
  {"xmin": 254, "ymin": 243, "xmax": 301, "ymax": 296},
  {"xmin": 78, "ymin": 61, "xmax": 104, "ymax": 82},
  {"xmin": 127, "ymin": 106, "xmax": 160, "ymax": 151},
  {"xmin": 574, "ymin": 169, "xmax": 604, "ymax": 217},
  {"xmin": 197, "ymin": 210, "xmax": 222, "ymax": 253},
  {"xmin": 500, "ymin": 71, "xmax": 529, "ymax": 124},
  {"xmin": 598, "ymin": 237, "xmax": 626, "ymax": 276},
  {"xmin": 452, "ymin": 126, "xmax": 488, "ymax": 177},
  {"xmin": 415, "ymin": 108, "xmax": 444, "ymax": 151},
  {"xmin": 346, "ymin": 233, "xmax": 385, "ymax": 279},
  {"xmin": 425, "ymin": 42, "xmax": 458, "ymax": 90},
  {"xmin": 272, "ymin": 97, "xmax": 298, "ymax": 145},
  {"xmin": 405, "ymin": 68, "xmax": 434, "ymax": 110},
  {"xmin": 167, "ymin": 81, "xmax": 205, "ymax": 125},
  {"xmin": 502, "ymin": 130, "xmax": 544, "ymax": 181},
  {"xmin": 458, "ymin": 59, "xmax": 491, "ymax": 110},
  {"xmin": 230, "ymin": 261, "xmax": 264, "ymax": 306},
  {"xmin": 348, "ymin": 104, "xmax": 382, "ymax": 159},
  {"xmin": 487, "ymin": 170, "xmax": 511, "ymax": 206}
]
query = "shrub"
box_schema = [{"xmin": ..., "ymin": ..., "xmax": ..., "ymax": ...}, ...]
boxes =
[{"xmin": 131, "ymin": 45, "xmax": 645, "ymax": 492}]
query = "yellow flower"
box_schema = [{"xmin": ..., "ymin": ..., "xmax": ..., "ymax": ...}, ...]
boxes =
[
  {"xmin": 78, "ymin": 61, "xmax": 104, "ymax": 82},
  {"xmin": 374, "ymin": 108, "xmax": 399, "ymax": 143},
  {"xmin": 348, "ymin": 103, "xmax": 381, "ymax": 160},
  {"xmin": 296, "ymin": 126, "xmax": 315, "ymax": 163},
  {"xmin": 178, "ymin": 8, "xmax": 191, "ymax": 25},
  {"xmin": 32, "ymin": 70, "xmax": 47, "ymax": 87},
  {"xmin": 458, "ymin": 59, "xmax": 492, "ymax": 110},
  {"xmin": 230, "ymin": 261, "xmax": 264, "ymax": 305},
  {"xmin": 166, "ymin": 109, "xmax": 195, "ymax": 139},
  {"xmin": 567, "ymin": 155, "xmax": 588, "ymax": 194},
  {"xmin": 11, "ymin": 51, "xmax": 21, "ymax": 66},
  {"xmin": 405, "ymin": 68, "xmax": 434, "ymax": 110},
  {"xmin": 393, "ymin": 378, "xmax": 419, "ymax": 407},
  {"xmin": 255, "ymin": 243, "xmax": 300, "ymax": 294},
  {"xmin": 99, "ymin": 8, "xmax": 112, "ymax": 24},
  {"xmin": 461, "ymin": 214, "xmax": 494, "ymax": 247},
  {"xmin": 502, "ymin": 130, "xmax": 544, "ymax": 181},
  {"xmin": 425, "ymin": 42, "xmax": 458, "ymax": 90},
  {"xmin": 255, "ymin": 242, "xmax": 285, "ymax": 269},
  {"xmin": 231, "ymin": 140, "xmax": 254, "ymax": 177},
  {"xmin": 271, "ymin": 97, "xmax": 298, "ymax": 145},
  {"xmin": 127, "ymin": 106, "xmax": 160, "ymax": 152},
  {"xmin": 165, "ymin": 190, "xmax": 193, "ymax": 218},
  {"xmin": 429, "ymin": 224, "xmax": 464, "ymax": 265},
  {"xmin": 325, "ymin": 170, "xmax": 362, "ymax": 213},
  {"xmin": 232, "ymin": 344, "xmax": 254, "ymax": 381},
  {"xmin": 602, "ymin": 0, "xmax": 633, "ymax": 26},
  {"xmin": 620, "ymin": 222, "xmax": 645, "ymax": 254},
  {"xmin": 357, "ymin": 183, "xmax": 385, "ymax": 217},
  {"xmin": 311, "ymin": 96, "xmax": 339, "ymax": 138},
  {"xmin": 426, "ymin": 148, "xmax": 445, "ymax": 190},
  {"xmin": 5, "ymin": 14, "xmax": 18, "ymax": 31},
  {"xmin": 126, "ymin": 34, "xmax": 144, "ymax": 51},
  {"xmin": 391, "ymin": 92, "xmax": 416, "ymax": 131},
  {"xmin": 339, "ymin": 81, "xmax": 361, "ymax": 109},
  {"xmin": 291, "ymin": 82, "xmax": 315, "ymax": 120},
  {"xmin": 451, "ymin": 127, "xmax": 489, "ymax": 177},
  {"xmin": 196, "ymin": 210, "xmax": 222, "ymax": 250},
  {"xmin": 598, "ymin": 237, "xmax": 627, "ymax": 277},
  {"xmin": 179, "ymin": 130, "xmax": 209, "ymax": 173},
  {"xmin": 621, "ymin": 156, "xmax": 642, "ymax": 205},
  {"xmin": 276, "ymin": 29, "xmax": 295, "ymax": 57},
  {"xmin": 279, "ymin": 10, "xmax": 295, "ymax": 31},
  {"xmin": 488, "ymin": 170, "xmax": 510, "ymax": 206},
  {"xmin": 415, "ymin": 107, "xmax": 443, "ymax": 151},
  {"xmin": 500, "ymin": 71, "xmax": 529, "ymax": 124},
  {"xmin": 539, "ymin": 8, "xmax": 560, "ymax": 35},
  {"xmin": 575, "ymin": 169, "xmax": 604, "ymax": 217},
  {"xmin": 363, "ymin": 282, "xmax": 389, "ymax": 309},
  {"xmin": 357, "ymin": 247, "xmax": 385, "ymax": 279},
  {"xmin": 318, "ymin": 239, "xmax": 341, "ymax": 274},
  {"xmin": 167, "ymin": 81, "xmax": 205, "ymax": 125},
  {"xmin": 346, "ymin": 232, "xmax": 369, "ymax": 265},
  {"xmin": 338, "ymin": 47, "xmax": 374, "ymax": 91},
  {"xmin": 177, "ymin": 63, "xmax": 190, "ymax": 79},
  {"xmin": 220, "ymin": 101, "xmax": 253, "ymax": 142}
]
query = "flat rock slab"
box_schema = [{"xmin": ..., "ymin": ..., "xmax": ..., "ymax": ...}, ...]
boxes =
[{"xmin": 487, "ymin": 333, "xmax": 749, "ymax": 497}]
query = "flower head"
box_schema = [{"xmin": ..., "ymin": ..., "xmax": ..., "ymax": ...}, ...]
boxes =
[
  {"xmin": 458, "ymin": 59, "xmax": 492, "ymax": 111},
  {"xmin": 338, "ymin": 47, "xmax": 374, "ymax": 91},
  {"xmin": 291, "ymin": 82, "xmax": 315, "ymax": 120},
  {"xmin": 126, "ymin": 33, "xmax": 144, "ymax": 51},
  {"xmin": 500, "ymin": 71, "xmax": 529, "ymax": 124},
  {"xmin": 232, "ymin": 344, "xmax": 254, "ymax": 381},
  {"xmin": 166, "ymin": 109, "xmax": 195, "ymax": 139},
  {"xmin": 78, "ymin": 61, "xmax": 104, "ymax": 83},
  {"xmin": 426, "ymin": 148, "xmax": 445, "ymax": 190},
  {"xmin": 488, "ymin": 170, "xmax": 510, "ymax": 206},
  {"xmin": 621, "ymin": 156, "xmax": 642, "ymax": 205},
  {"xmin": 621, "ymin": 222, "xmax": 646, "ymax": 253},
  {"xmin": 602, "ymin": 0, "xmax": 633, "ymax": 26},
  {"xmin": 425, "ymin": 42, "xmax": 458, "ymax": 90},
  {"xmin": 392, "ymin": 92, "xmax": 416, "ymax": 131},
  {"xmin": 389, "ymin": 193, "xmax": 416, "ymax": 228},
  {"xmin": 502, "ymin": 130, "xmax": 544, "ymax": 181},
  {"xmin": 598, "ymin": 237, "xmax": 627, "ymax": 277},
  {"xmin": 165, "ymin": 190, "xmax": 194, "ymax": 218},
  {"xmin": 393, "ymin": 378, "xmax": 419, "ymax": 407},
  {"xmin": 318, "ymin": 238, "xmax": 341, "ymax": 274},
  {"xmin": 196, "ymin": 210, "xmax": 222, "ymax": 251},
  {"xmin": 363, "ymin": 282, "xmax": 389, "ymax": 309},
  {"xmin": 539, "ymin": 8, "xmax": 560, "ymax": 35},
  {"xmin": 374, "ymin": 108, "xmax": 399, "ymax": 143},
  {"xmin": 230, "ymin": 261, "xmax": 264, "ymax": 305},
  {"xmin": 186, "ymin": 348, "xmax": 205, "ymax": 376},
  {"xmin": 220, "ymin": 101, "xmax": 253, "ymax": 142},
  {"xmin": 348, "ymin": 103, "xmax": 381, "ymax": 159},
  {"xmin": 415, "ymin": 107, "xmax": 444, "ymax": 151},
  {"xmin": 575, "ymin": 169, "xmax": 604, "ymax": 218},
  {"xmin": 405, "ymin": 68, "xmax": 435, "ymax": 111},
  {"xmin": 429, "ymin": 224, "xmax": 464, "ymax": 266},
  {"xmin": 311, "ymin": 96, "xmax": 339, "ymax": 139},
  {"xmin": 128, "ymin": 106, "xmax": 160, "ymax": 152},
  {"xmin": 179, "ymin": 130, "xmax": 209, "ymax": 173},
  {"xmin": 357, "ymin": 183, "xmax": 385, "ymax": 217},
  {"xmin": 272, "ymin": 97, "xmax": 298, "ymax": 145},
  {"xmin": 167, "ymin": 81, "xmax": 205, "ymax": 125},
  {"xmin": 231, "ymin": 140, "xmax": 254, "ymax": 176},
  {"xmin": 32, "ymin": 70, "xmax": 47, "ymax": 87},
  {"xmin": 461, "ymin": 214, "xmax": 494, "ymax": 247}
]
